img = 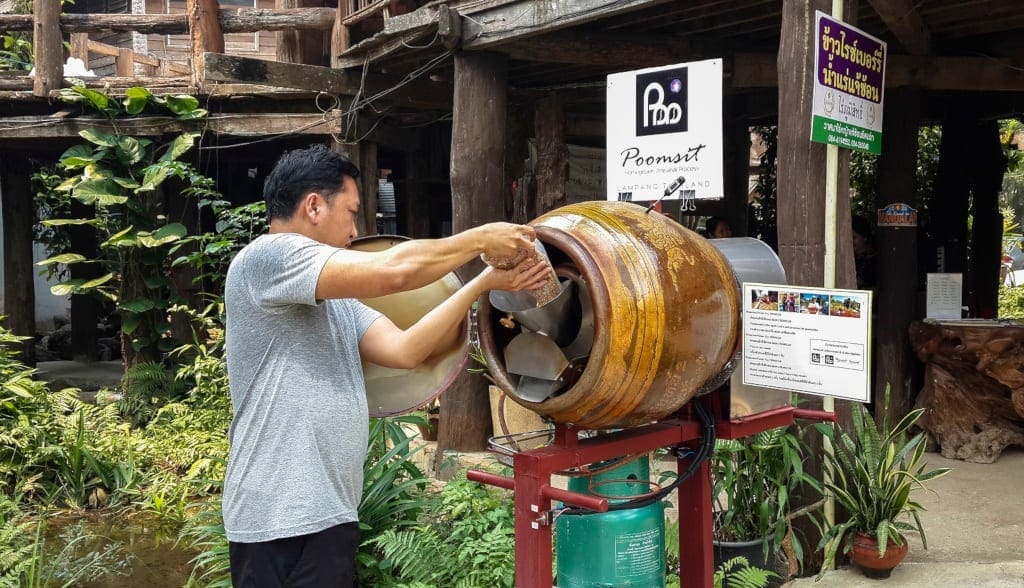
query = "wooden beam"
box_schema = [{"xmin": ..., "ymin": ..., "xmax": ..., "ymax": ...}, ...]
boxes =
[
  {"xmin": 460, "ymin": 0, "xmax": 671, "ymax": 51},
  {"xmin": 501, "ymin": 30, "xmax": 702, "ymax": 68},
  {"xmin": 0, "ymin": 8, "xmax": 335, "ymax": 34},
  {"xmin": 201, "ymin": 52, "xmax": 453, "ymax": 108},
  {"xmin": 866, "ymin": 0, "xmax": 931, "ymax": 55},
  {"xmin": 33, "ymin": 0, "xmax": 63, "ymax": 97}
]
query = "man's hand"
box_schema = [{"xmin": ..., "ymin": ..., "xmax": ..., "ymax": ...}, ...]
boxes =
[
  {"xmin": 476, "ymin": 222, "xmax": 536, "ymax": 259},
  {"xmin": 479, "ymin": 257, "xmax": 553, "ymax": 293}
]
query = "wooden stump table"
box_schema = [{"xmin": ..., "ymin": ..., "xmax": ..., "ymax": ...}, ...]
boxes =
[{"xmin": 909, "ymin": 319, "xmax": 1024, "ymax": 463}]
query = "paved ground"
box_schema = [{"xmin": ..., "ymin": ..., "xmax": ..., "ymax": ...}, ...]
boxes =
[{"xmin": 34, "ymin": 360, "xmax": 124, "ymax": 400}]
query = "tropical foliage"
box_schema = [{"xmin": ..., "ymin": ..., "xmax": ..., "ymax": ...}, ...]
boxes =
[
  {"xmin": 34, "ymin": 84, "xmax": 214, "ymax": 367},
  {"xmin": 711, "ymin": 426, "xmax": 819, "ymax": 570},
  {"xmin": 813, "ymin": 390, "xmax": 951, "ymax": 575}
]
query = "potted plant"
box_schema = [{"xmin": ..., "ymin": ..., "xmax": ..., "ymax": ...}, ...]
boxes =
[
  {"xmin": 711, "ymin": 425, "xmax": 819, "ymax": 577},
  {"xmin": 814, "ymin": 394, "xmax": 952, "ymax": 578}
]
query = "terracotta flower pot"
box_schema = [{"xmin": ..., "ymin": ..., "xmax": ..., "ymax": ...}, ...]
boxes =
[{"xmin": 849, "ymin": 532, "xmax": 908, "ymax": 579}]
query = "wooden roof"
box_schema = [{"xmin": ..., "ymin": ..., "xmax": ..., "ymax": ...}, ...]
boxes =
[{"xmin": 339, "ymin": 0, "xmax": 1024, "ymax": 119}]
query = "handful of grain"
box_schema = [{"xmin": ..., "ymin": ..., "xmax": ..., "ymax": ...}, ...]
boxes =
[{"xmin": 482, "ymin": 248, "xmax": 561, "ymax": 307}]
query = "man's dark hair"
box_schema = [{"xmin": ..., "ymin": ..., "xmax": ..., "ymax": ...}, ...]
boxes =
[{"xmin": 263, "ymin": 144, "xmax": 361, "ymax": 221}]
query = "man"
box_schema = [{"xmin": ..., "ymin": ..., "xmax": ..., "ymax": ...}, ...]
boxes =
[{"xmin": 223, "ymin": 145, "xmax": 549, "ymax": 587}]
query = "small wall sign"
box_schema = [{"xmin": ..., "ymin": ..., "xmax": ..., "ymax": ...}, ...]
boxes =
[{"xmin": 877, "ymin": 203, "xmax": 917, "ymax": 227}]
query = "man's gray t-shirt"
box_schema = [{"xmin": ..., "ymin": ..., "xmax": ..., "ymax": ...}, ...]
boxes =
[{"xmin": 223, "ymin": 233, "xmax": 382, "ymax": 543}]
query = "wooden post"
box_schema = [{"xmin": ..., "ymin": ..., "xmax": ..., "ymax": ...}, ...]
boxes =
[
  {"xmin": 1, "ymin": 156, "xmax": 37, "ymax": 364},
  {"xmin": 967, "ymin": 120, "xmax": 1007, "ymax": 319},
  {"xmin": 187, "ymin": 0, "xmax": 224, "ymax": 87},
  {"xmin": 443, "ymin": 51, "xmax": 509, "ymax": 454},
  {"xmin": 359, "ymin": 142, "xmax": 379, "ymax": 237},
  {"xmin": 70, "ymin": 32, "xmax": 89, "ymax": 64},
  {"xmin": 116, "ymin": 47, "xmax": 135, "ymax": 77},
  {"xmin": 533, "ymin": 93, "xmax": 569, "ymax": 215},
  {"xmin": 68, "ymin": 200, "xmax": 100, "ymax": 362},
  {"xmin": 330, "ymin": 0, "xmax": 351, "ymax": 68},
  {"xmin": 723, "ymin": 98, "xmax": 751, "ymax": 236},
  {"xmin": 874, "ymin": 87, "xmax": 921, "ymax": 426},
  {"xmin": 505, "ymin": 98, "xmax": 535, "ymax": 224},
  {"xmin": 277, "ymin": 0, "xmax": 328, "ymax": 65},
  {"xmin": 931, "ymin": 109, "xmax": 973, "ymax": 275},
  {"xmin": 33, "ymin": 0, "xmax": 63, "ymax": 97},
  {"xmin": 777, "ymin": 0, "xmax": 857, "ymax": 569}
]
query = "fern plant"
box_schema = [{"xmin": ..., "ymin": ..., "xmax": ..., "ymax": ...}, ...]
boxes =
[
  {"xmin": 117, "ymin": 360, "xmax": 188, "ymax": 426},
  {"xmin": 371, "ymin": 473, "xmax": 515, "ymax": 588},
  {"xmin": 714, "ymin": 556, "xmax": 778, "ymax": 588}
]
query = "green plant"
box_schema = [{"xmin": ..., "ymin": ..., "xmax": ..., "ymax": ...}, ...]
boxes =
[
  {"xmin": 356, "ymin": 416, "xmax": 431, "ymax": 584},
  {"xmin": 813, "ymin": 388, "xmax": 952, "ymax": 575},
  {"xmin": 713, "ymin": 556, "xmax": 778, "ymax": 588},
  {"xmin": 117, "ymin": 360, "xmax": 188, "ymax": 426},
  {"xmin": 35, "ymin": 83, "xmax": 216, "ymax": 367},
  {"xmin": 371, "ymin": 472, "xmax": 516, "ymax": 587},
  {"xmin": 18, "ymin": 519, "xmax": 134, "ymax": 588},
  {"xmin": 711, "ymin": 426, "xmax": 819, "ymax": 571}
]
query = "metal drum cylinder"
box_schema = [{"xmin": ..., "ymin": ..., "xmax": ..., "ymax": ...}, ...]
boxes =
[
  {"xmin": 478, "ymin": 201, "xmax": 740, "ymax": 429},
  {"xmin": 350, "ymin": 235, "xmax": 469, "ymax": 417}
]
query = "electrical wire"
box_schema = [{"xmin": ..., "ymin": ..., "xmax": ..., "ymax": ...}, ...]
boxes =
[{"xmin": 557, "ymin": 400, "xmax": 717, "ymax": 516}]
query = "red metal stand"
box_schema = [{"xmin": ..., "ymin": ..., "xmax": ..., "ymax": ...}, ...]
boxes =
[{"xmin": 468, "ymin": 397, "xmax": 836, "ymax": 588}]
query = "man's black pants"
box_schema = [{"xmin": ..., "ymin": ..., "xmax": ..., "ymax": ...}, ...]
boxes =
[{"xmin": 229, "ymin": 521, "xmax": 360, "ymax": 587}]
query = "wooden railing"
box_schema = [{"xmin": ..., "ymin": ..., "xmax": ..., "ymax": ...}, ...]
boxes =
[
  {"xmin": 69, "ymin": 34, "xmax": 192, "ymax": 77},
  {"xmin": 1, "ymin": 0, "xmax": 348, "ymax": 96}
]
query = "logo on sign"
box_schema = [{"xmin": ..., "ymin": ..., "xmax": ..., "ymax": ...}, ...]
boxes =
[
  {"xmin": 877, "ymin": 203, "xmax": 918, "ymax": 227},
  {"xmin": 636, "ymin": 67, "xmax": 688, "ymax": 136}
]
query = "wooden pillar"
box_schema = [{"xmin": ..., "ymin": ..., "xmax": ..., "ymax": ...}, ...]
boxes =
[
  {"xmin": 533, "ymin": 93, "xmax": 568, "ymax": 215},
  {"xmin": 67, "ymin": 200, "xmax": 100, "ymax": 361},
  {"xmin": 331, "ymin": 140, "xmax": 378, "ymax": 237},
  {"xmin": 115, "ymin": 47, "xmax": 135, "ymax": 76},
  {"xmin": 33, "ymin": 0, "xmax": 63, "ymax": 97},
  {"xmin": 723, "ymin": 98, "xmax": 751, "ymax": 236},
  {"xmin": 874, "ymin": 88, "xmax": 921, "ymax": 426},
  {"xmin": 1, "ymin": 155, "xmax": 37, "ymax": 364},
  {"xmin": 278, "ymin": 0, "xmax": 328, "ymax": 65},
  {"xmin": 330, "ymin": 0, "xmax": 351, "ymax": 68},
  {"xmin": 931, "ymin": 111, "xmax": 972, "ymax": 275},
  {"xmin": 967, "ymin": 121, "xmax": 1007, "ymax": 319},
  {"xmin": 506, "ymin": 97, "xmax": 536, "ymax": 224},
  {"xmin": 187, "ymin": 0, "xmax": 224, "ymax": 87},
  {"xmin": 777, "ymin": 0, "xmax": 857, "ymax": 570},
  {"xmin": 401, "ymin": 151, "xmax": 431, "ymax": 238},
  {"xmin": 70, "ymin": 33, "xmax": 89, "ymax": 64},
  {"xmin": 442, "ymin": 51, "xmax": 509, "ymax": 454}
]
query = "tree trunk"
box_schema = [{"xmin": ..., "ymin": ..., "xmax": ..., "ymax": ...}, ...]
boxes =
[
  {"xmin": 442, "ymin": 51, "xmax": 509, "ymax": 455},
  {"xmin": 1, "ymin": 155, "xmax": 37, "ymax": 364}
]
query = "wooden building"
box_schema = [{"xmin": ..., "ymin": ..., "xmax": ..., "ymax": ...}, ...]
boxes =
[{"xmin": 2, "ymin": 0, "xmax": 1023, "ymax": 446}]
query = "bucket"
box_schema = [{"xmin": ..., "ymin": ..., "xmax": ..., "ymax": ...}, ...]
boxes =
[{"xmin": 478, "ymin": 201, "xmax": 740, "ymax": 429}]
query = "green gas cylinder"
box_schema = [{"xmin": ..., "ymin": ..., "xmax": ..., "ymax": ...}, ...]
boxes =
[{"xmin": 555, "ymin": 457, "xmax": 666, "ymax": 587}]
